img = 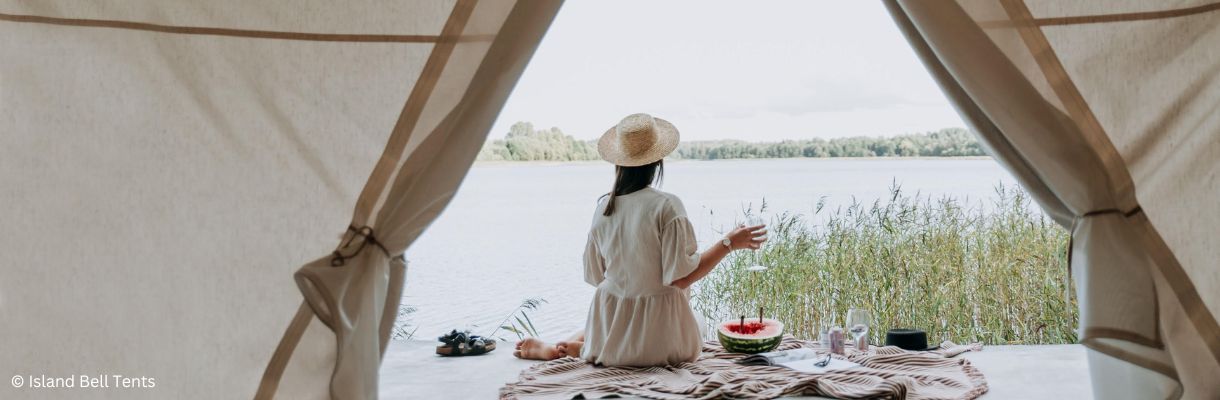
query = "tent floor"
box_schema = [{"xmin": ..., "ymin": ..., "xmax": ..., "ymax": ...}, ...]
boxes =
[{"xmin": 381, "ymin": 340, "xmax": 1091, "ymax": 399}]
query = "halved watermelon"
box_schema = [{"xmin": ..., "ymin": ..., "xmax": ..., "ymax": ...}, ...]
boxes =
[{"xmin": 717, "ymin": 318, "xmax": 784, "ymax": 354}]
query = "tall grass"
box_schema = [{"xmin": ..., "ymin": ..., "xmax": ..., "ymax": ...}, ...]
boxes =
[
  {"xmin": 392, "ymin": 297, "xmax": 548, "ymax": 342},
  {"xmin": 692, "ymin": 184, "xmax": 1076, "ymax": 345},
  {"xmin": 488, "ymin": 298, "xmax": 548, "ymax": 341}
]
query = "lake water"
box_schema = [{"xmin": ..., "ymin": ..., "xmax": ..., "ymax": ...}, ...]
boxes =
[{"xmin": 402, "ymin": 158, "xmax": 1019, "ymax": 341}]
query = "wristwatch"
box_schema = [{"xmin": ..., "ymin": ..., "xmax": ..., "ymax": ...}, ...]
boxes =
[{"xmin": 721, "ymin": 237, "xmax": 732, "ymax": 250}]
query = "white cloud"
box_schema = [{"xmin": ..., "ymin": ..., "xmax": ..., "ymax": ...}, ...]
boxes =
[{"xmin": 490, "ymin": 0, "xmax": 965, "ymax": 141}]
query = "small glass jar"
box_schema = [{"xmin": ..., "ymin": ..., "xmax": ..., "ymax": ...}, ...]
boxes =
[{"xmin": 828, "ymin": 327, "xmax": 846, "ymax": 355}]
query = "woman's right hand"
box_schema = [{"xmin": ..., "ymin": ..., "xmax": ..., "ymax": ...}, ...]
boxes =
[{"xmin": 725, "ymin": 224, "xmax": 767, "ymax": 250}]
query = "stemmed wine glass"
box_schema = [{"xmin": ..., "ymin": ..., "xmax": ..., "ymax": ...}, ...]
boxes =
[
  {"xmin": 847, "ymin": 308, "xmax": 872, "ymax": 351},
  {"xmin": 744, "ymin": 214, "xmax": 767, "ymax": 322}
]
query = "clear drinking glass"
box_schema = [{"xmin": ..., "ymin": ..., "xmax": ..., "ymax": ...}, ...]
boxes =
[
  {"xmin": 847, "ymin": 308, "xmax": 872, "ymax": 350},
  {"xmin": 817, "ymin": 318, "xmax": 834, "ymax": 348}
]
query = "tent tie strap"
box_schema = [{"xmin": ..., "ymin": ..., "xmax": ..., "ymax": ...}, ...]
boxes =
[
  {"xmin": 1080, "ymin": 205, "xmax": 1143, "ymax": 219},
  {"xmin": 1066, "ymin": 205, "xmax": 1143, "ymax": 272},
  {"xmin": 330, "ymin": 225, "xmax": 391, "ymax": 267}
]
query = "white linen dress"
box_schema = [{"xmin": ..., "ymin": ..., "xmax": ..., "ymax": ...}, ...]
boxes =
[{"xmin": 580, "ymin": 187, "xmax": 704, "ymax": 367}]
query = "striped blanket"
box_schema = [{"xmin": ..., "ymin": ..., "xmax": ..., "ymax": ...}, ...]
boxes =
[{"xmin": 501, "ymin": 336, "xmax": 986, "ymax": 399}]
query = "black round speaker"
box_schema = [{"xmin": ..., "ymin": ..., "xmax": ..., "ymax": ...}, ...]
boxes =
[{"xmin": 884, "ymin": 329, "xmax": 938, "ymax": 351}]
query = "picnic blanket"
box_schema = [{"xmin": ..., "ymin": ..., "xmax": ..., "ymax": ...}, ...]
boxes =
[{"xmin": 501, "ymin": 335, "xmax": 986, "ymax": 400}]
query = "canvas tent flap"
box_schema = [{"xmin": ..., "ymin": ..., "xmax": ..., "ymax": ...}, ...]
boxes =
[
  {"xmin": 0, "ymin": 0, "xmax": 562, "ymax": 398},
  {"xmin": 3, "ymin": 1, "xmax": 454, "ymax": 36},
  {"xmin": 887, "ymin": 0, "xmax": 1220, "ymax": 398}
]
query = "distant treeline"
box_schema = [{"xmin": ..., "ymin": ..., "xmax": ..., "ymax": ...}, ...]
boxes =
[{"xmin": 477, "ymin": 122, "xmax": 986, "ymax": 162}]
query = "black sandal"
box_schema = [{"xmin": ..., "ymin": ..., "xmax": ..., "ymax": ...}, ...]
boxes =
[{"xmin": 436, "ymin": 330, "xmax": 497, "ymax": 356}]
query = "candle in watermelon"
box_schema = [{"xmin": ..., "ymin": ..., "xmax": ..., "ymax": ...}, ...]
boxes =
[{"xmin": 717, "ymin": 264, "xmax": 783, "ymax": 354}]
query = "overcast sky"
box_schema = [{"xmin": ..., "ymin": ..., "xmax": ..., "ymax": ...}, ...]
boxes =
[{"xmin": 488, "ymin": 1, "xmax": 966, "ymax": 141}]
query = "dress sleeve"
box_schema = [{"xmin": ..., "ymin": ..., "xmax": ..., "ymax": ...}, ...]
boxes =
[
  {"xmin": 661, "ymin": 215, "xmax": 701, "ymax": 287},
  {"xmin": 583, "ymin": 231, "xmax": 606, "ymax": 287}
]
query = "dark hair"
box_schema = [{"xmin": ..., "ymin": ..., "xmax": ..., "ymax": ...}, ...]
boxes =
[{"xmin": 601, "ymin": 160, "xmax": 663, "ymax": 216}]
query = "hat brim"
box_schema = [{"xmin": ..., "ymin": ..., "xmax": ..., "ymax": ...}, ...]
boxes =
[{"xmin": 597, "ymin": 117, "xmax": 680, "ymax": 167}]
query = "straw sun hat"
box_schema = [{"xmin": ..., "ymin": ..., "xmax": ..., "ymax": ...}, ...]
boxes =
[{"xmin": 597, "ymin": 113, "xmax": 680, "ymax": 167}]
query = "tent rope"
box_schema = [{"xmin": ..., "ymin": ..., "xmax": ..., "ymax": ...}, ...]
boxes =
[{"xmin": 330, "ymin": 225, "xmax": 391, "ymax": 267}]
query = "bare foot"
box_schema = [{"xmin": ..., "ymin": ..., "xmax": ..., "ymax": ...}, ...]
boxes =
[
  {"xmin": 556, "ymin": 341, "xmax": 583, "ymax": 358},
  {"xmin": 513, "ymin": 338, "xmax": 562, "ymax": 360}
]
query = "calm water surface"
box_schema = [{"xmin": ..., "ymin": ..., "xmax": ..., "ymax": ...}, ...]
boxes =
[{"xmin": 402, "ymin": 158, "xmax": 1018, "ymax": 341}]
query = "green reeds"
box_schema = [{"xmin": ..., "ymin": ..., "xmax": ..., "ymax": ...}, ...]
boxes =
[
  {"xmin": 692, "ymin": 184, "xmax": 1076, "ymax": 345},
  {"xmin": 489, "ymin": 298, "xmax": 548, "ymax": 341}
]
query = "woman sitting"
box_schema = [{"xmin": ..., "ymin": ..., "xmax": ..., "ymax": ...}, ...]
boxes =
[{"xmin": 514, "ymin": 113, "xmax": 766, "ymax": 366}]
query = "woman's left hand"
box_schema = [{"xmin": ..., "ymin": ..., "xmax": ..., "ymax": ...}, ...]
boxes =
[{"xmin": 725, "ymin": 224, "xmax": 767, "ymax": 250}]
